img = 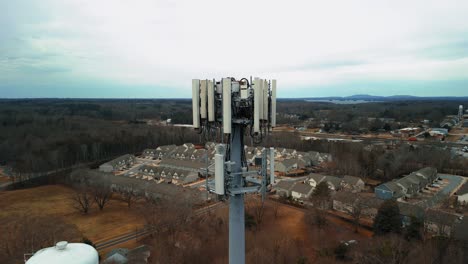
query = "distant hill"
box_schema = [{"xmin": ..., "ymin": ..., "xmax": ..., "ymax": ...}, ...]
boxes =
[{"xmin": 295, "ymin": 94, "xmax": 468, "ymax": 102}]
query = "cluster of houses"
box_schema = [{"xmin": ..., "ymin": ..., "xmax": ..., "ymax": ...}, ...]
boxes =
[
  {"xmin": 142, "ymin": 143, "xmax": 210, "ymax": 161},
  {"xmin": 274, "ymin": 174, "xmax": 365, "ymax": 201},
  {"xmin": 273, "ymin": 166, "xmax": 467, "ymax": 239},
  {"xmin": 374, "ymin": 167, "xmax": 439, "ymax": 200},
  {"xmin": 99, "ymin": 154, "xmax": 136, "ymax": 173},
  {"xmin": 137, "ymin": 159, "xmax": 204, "ymax": 185},
  {"xmin": 333, "ymin": 190, "xmax": 466, "ymax": 237},
  {"xmin": 99, "ymin": 143, "xmax": 332, "ymax": 187},
  {"xmin": 440, "ymin": 115, "xmax": 461, "ymax": 130}
]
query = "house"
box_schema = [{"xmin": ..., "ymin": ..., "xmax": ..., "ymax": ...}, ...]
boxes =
[
  {"xmin": 332, "ymin": 192, "xmax": 384, "ymax": 220},
  {"xmin": 429, "ymin": 128, "xmax": 449, "ymax": 137},
  {"xmin": 291, "ymin": 182, "xmax": 314, "ymax": 200},
  {"xmin": 274, "ymin": 180, "xmax": 297, "ymax": 197},
  {"xmin": 455, "ymin": 182, "xmax": 468, "ymax": 204},
  {"xmin": 307, "ymin": 173, "xmax": 326, "ymax": 189},
  {"xmin": 375, "ymin": 167, "xmax": 438, "ymax": 200},
  {"xmin": 99, "ymin": 154, "xmax": 136, "ymax": 173},
  {"xmin": 274, "ymin": 159, "xmax": 298, "ymax": 174},
  {"xmin": 375, "ymin": 181, "xmax": 404, "ymax": 200},
  {"xmin": 142, "ymin": 149, "xmax": 157, "ymax": 158},
  {"xmin": 398, "ymin": 202, "xmax": 425, "ymax": 227},
  {"xmin": 342, "ymin": 175, "xmax": 365, "ymax": 192},
  {"xmin": 332, "ymin": 191, "xmax": 359, "ymax": 214},
  {"xmin": 452, "ymin": 217, "xmax": 468, "ymax": 242},
  {"xmin": 103, "ymin": 245, "xmax": 151, "ymax": 264},
  {"xmin": 159, "ymin": 159, "xmax": 205, "ymax": 173},
  {"xmin": 424, "ymin": 209, "xmax": 460, "ymax": 236},
  {"xmin": 324, "ymin": 176, "xmax": 343, "ymax": 191},
  {"xmin": 359, "ymin": 196, "xmax": 383, "ymax": 219}
]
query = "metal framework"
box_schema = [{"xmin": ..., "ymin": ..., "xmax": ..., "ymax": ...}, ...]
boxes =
[{"xmin": 192, "ymin": 77, "xmax": 277, "ymax": 264}]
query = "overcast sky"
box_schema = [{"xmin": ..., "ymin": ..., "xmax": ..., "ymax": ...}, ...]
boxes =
[{"xmin": 1, "ymin": 0, "xmax": 468, "ymax": 98}]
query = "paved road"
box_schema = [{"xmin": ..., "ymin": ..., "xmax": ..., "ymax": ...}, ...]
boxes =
[{"xmin": 296, "ymin": 131, "xmax": 468, "ymax": 148}]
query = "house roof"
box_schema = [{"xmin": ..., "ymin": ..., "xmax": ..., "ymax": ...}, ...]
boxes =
[
  {"xmin": 452, "ymin": 217, "xmax": 468, "ymax": 242},
  {"xmin": 107, "ymin": 154, "xmax": 135, "ymax": 166},
  {"xmin": 159, "ymin": 159, "xmax": 205, "ymax": 170},
  {"xmin": 275, "ymin": 180, "xmax": 297, "ymax": 191},
  {"xmin": 325, "ymin": 176, "xmax": 342, "ymax": 188},
  {"xmin": 333, "ymin": 191, "xmax": 358, "ymax": 204},
  {"xmin": 381, "ymin": 181, "xmax": 404, "ymax": 197},
  {"xmin": 358, "ymin": 195, "xmax": 384, "ymax": 209},
  {"xmin": 456, "ymin": 182, "xmax": 468, "ymax": 196},
  {"xmin": 279, "ymin": 159, "xmax": 298, "ymax": 168},
  {"xmin": 308, "ymin": 173, "xmax": 326, "ymax": 184},
  {"xmin": 343, "ymin": 175, "xmax": 363, "ymax": 185},
  {"xmin": 291, "ymin": 182, "xmax": 313, "ymax": 195},
  {"xmin": 397, "ymin": 202, "xmax": 425, "ymax": 219},
  {"xmin": 425, "ymin": 209, "xmax": 459, "ymax": 226}
]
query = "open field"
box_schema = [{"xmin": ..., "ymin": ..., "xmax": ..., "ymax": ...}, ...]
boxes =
[
  {"xmin": 0, "ymin": 185, "xmax": 145, "ymax": 248},
  {"xmin": 201, "ymin": 197, "xmax": 372, "ymax": 263}
]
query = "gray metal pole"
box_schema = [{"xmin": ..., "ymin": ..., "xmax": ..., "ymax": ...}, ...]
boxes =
[{"xmin": 229, "ymin": 124, "xmax": 245, "ymax": 264}]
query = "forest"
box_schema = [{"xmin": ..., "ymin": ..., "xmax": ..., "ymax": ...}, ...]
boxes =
[{"xmin": 1, "ymin": 99, "xmax": 467, "ymax": 178}]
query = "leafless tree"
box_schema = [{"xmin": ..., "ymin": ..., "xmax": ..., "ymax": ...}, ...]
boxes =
[
  {"xmin": 247, "ymin": 197, "xmax": 266, "ymax": 228},
  {"xmin": 0, "ymin": 214, "xmax": 81, "ymax": 264},
  {"xmin": 71, "ymin": 184, "xmax": 93, "ymax": 214},
  {"xmin": 351, "ymin": 201, "xmax": 363, "ymax": 233},
  {"xmin": 92, "ymin": 176, "xmax": 112, "ymax": 211},
  {"xmin": 121, "ymin": 184, "xmax": 138, "ymax": 208}
]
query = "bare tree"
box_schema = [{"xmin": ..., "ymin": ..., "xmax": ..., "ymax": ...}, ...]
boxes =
[
  {"xmin": 92, "ymin": 176, "xmax": 112, "ymax": 211},
  {"xmin": 351, "ymin": 201, "xmax": 363, "ymax": 233},
  {"xmin": 247, "ymin": 197, "xmax": 266, "ymax": 228},
  {"xmin": 121, "ymin": 184, "xmax": 137, "ymax": 208},
  {"xmin": 71, "ymin": 184, "xmax": 93, "ymax": 214},
  {"xmin": 0, "ymin": 214, "xmax": 81, "ymax": 264}
]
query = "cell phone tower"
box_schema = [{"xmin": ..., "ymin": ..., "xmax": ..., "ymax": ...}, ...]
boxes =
[{"xmin": 192, "ymin": 77, "xmax": 277, "ymax": 264}]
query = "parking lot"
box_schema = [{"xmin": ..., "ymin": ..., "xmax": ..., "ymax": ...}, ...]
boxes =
[{"xmin": 410, "ymin": 174, "xmax": 465, "ymax": 208}]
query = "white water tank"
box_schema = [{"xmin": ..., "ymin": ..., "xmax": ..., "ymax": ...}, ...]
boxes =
[{"xmin": 26, "ymin": 241, "xmax": 99, "ymax": 264}]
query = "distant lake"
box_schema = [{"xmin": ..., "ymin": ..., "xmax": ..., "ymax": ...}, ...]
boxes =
[{"xmin": 305, "ymin": 99, "xmax": 381, "ymax": 104}]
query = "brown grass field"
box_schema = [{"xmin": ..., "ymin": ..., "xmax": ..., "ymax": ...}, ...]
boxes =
[{"xmin": 0, "ymin": 185, "xmax": 145, "ymax": 247}]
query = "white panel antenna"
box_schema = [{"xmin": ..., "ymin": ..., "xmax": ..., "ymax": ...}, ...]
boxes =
[
  {"xmin": 253, "ymin": 77, "xmax": 260, "ymax": 133},
  {"xmin": 192, "ymin": 79, "xmax": 200, "ymax": 129},
  {"xmin": 208, "ymin": 80, "xmax": 215, "ymax": 122},
  {"xmin": 271, "ymin": 79, "xmax": 277, "ymax": 127},
  {"xmin": 240, "ymin": 80, "xmax": 249, "ymax": 99},
  {"xmin": 259, "ymin": 79, "xmax": 264, "ymax": 121},
  {"xmin": 200, "ymin": 80, "xmax": 207, "ymax": 119},
  {"xmin": 270, "ymin": 147, "xmax": 275, "ymax": 184},
  {"xmin": 263, "ymin": 80, "xmax": 269, "ymax": 120},
  {"xmin": 223, "ymin": 78, "xmax": 232, "ymax": 134},
  {"xmin": 215, "ymin": 153, "xmax": 225, "ymax": 195}
]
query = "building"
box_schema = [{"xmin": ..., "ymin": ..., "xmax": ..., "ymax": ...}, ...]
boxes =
[
  {"xmin": 103, "ymin": 245, "xmax": 151, "ymax": 264},
  {"xmin": 307, "ymin": 173, "xmax": 326, "ymax": 189},
  {"xmin": 291, "ymin": 182, "xmax": 314, "ymax": 200},
  {"xmin": 455, "ymin": 182, "xmax": 468, "ymax": 204},
  {"xmin": 332, "ymin": 192, "xmax": 383, "ymax": 220},
  {"xmin": 398, "ymin": 202, "xmax": 425, "ymax": 227},
  {"xmin": 274, "ymin": 159, "xmax": 299, "ymax": 174},
  {"xmin": 99, "ymin": 154, "xmax": 136, "ymax": 173},
  {"xmin": 325, "ymin": 176, "xmax": 343, "ymax": 191},
  {"xmin": 159, "ymin": 159, "xmax": 205, "ymax": 173},
  {"xmin": 375, "ymin": 167, "xmax": 438, "ymax": 200},
  {"xmin": 341, "ymin": 175, "xmax": 365, "ymax": 192},
  {"xmin": 274, "ymin": 180, "xmax": 297, "ymax": 197},
  {"xmin": 429, "ymin": 128, "xmax": 449, "ymax": 137},
  {"xmin": 332, "ymin": 191, "xmax": 359, "ymax": 214},
  {"xmin": 359, "ymin": 196, "xmax": 383, "ymax": 219},
  {"xmin": 424, "ymin": 209, "xmax": 460, "ymax": 236}
]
